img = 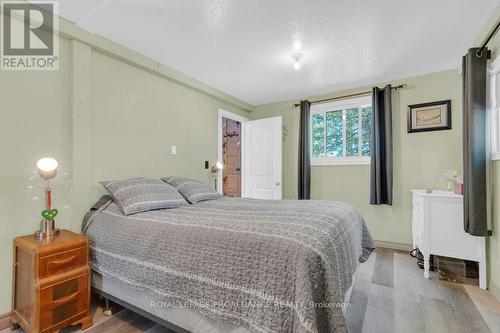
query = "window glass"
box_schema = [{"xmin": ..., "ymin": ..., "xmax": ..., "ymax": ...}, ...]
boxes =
[
  {"xmin": 345, "ymin": 108, "xmax": 359, "ymax": 157},
  {"xmin": 361, "ymin": 107, "xmax": 372, "ymax": 157},
  {"xmin": 312, "ymin": 113, "xmax": 325, "ymax": 158},
  {"xmin": 326, "ymin": 110, "xmax": 343, "ymax": 157},
  {"xmin": 310, "ymin": 96, "xmax": 372, "ymax": 164}
]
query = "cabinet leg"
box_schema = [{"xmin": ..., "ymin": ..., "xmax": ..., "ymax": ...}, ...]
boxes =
[
  {"xmin": 424, "ymin": 254, "xmax": 430, "ymax": 279},
  {"xmin": 71, "ymin": 314, "xmax": 93, "ymax": 330},
  {"xmin": 479, "ymin": 259, "xmax": 487, "ymax": 289}
]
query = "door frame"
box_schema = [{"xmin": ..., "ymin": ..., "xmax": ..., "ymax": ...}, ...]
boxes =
[{"xmin": 217, "ymin": 109, "xmax": 248, "ymax": 195}]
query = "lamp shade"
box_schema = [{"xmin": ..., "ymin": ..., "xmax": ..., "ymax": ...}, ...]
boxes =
[{"xmin": 37, "ymin": 157, "xmax": 58, "ymax": 180}]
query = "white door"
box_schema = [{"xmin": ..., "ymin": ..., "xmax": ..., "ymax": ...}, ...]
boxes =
[{"xmin": 242, "ymin": 116, "xmax": 282, "ymax": 200}]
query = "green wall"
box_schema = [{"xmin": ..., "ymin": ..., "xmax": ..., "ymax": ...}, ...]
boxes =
[
  {"xmin": 254, "ymin": 69, "xmax": 463, "ymax": 248},
  {"xmin": 0, "ymin": 37, "xmax": 73, "ymax": 313},
  {"xmin": 74, "ymin": 47, "xmax": 249, "ymax": 228},
  {"xmin": 0, "ymin": 19, "xmax": 251, "ymax": 314}
]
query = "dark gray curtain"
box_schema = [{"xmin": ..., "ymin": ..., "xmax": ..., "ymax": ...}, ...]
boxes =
[
  {"xmin": 463, "ymin": 48, "xmax": 488, "ymax": 236},
  {"xmin": 370, "ymin": 85, "xmax": 393, "ymax": 205},
  {"xmin": 298, "ymin": 100, "xmax": 311, "ymax": 200}
]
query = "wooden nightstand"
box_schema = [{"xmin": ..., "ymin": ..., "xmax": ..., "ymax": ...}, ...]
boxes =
[{"xmin": 11, "ymin": 230, "xmax": 93, "ymax": 333}]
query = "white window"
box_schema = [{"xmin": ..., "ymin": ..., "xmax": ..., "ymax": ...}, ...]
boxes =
[
  {"xmin": 310, "ymin": 95, "xmax": 372, "ymax": 165},
  {"xmin": 488, "ymin": 55, "xmax": 500, "ymax": 160}
]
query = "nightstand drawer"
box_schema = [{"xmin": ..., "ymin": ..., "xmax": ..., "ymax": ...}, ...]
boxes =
[
  {"xmin": 39, "ymin": 247, "xmax": 87, "ymax": 278},
  {"xmin": 39, "ymin": 273, "xmax": 89, "ymax": 331}
]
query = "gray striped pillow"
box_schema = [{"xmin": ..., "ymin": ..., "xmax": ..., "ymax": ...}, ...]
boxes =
[
  {"xmin": 177, "ymin": 181, "xmax": 222, "ymax": 204},
  {"xmin": 162, "ymin": 176, "xmax": 202, "ymax": 188},
  {"xmin": 100, "ymin": 178, "xmax": 187, "ymax": 215}
]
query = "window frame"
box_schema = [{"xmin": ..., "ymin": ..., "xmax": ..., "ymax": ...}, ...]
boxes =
[
  {"xmin": 488, "ymin": 55, "xmax": 500, "ymax": 161},
  {"xmin": 310, "ymin": 95, "xmax": 372, "ymax": 166}
]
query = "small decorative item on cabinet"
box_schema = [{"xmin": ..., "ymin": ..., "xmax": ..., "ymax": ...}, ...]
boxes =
[
  {"xmin": 455, "ymin": 176, "xmax": 464, "ymax": 195},
  {"xmin": 443, "ymin": 168, "xmax": 458, "ymax": 192},
  {"xmin": 10, "ymin": 229, "xmax": 92, "ymax": 333}
]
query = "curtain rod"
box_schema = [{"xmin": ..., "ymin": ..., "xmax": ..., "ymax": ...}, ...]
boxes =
[
  {"xmin": 477, "ymin": 19, "xmax": 500, "ymax": 57},
  {"xmin": 293, "ymin": 84, "xmax": 406, "ymax": 108}
]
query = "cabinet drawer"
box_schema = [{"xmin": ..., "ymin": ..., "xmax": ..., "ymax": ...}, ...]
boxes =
[
  {"xmin": 39, "ymin": 247, "xmax": 86, "ymax": 277},
  {"xmin": 39, "ymin": 273, "xmax": 89, "ymax": 331}
]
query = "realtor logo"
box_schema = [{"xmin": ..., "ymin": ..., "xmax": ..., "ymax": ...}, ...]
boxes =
[{"xmin": 1, "ymin": 1, "xmax": 59, "ymax": 70}]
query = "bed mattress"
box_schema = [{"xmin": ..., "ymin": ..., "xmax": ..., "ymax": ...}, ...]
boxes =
[{"xmin": 83, "ymin": 195, "xmax": 374, "ymax": 333}]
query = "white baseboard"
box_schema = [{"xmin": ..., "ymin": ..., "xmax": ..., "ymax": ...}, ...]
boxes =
[
  {"xmin": 490, "ymin": 279, "xmax": 500, "ymax": 302},
  {"xmin": 374, "ymin": 240, "xmax": 412, "ymax": 252}
]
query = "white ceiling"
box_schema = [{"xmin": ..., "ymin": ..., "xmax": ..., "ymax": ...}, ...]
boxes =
[{"xmin": 57, "ymin": 0, "xmax": 499, "ymax": 105}]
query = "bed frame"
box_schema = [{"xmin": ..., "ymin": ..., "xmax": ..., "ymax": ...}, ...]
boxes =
[{"xmin": 92, "ymin": 287, "xmax": 190, "ymax": 333}]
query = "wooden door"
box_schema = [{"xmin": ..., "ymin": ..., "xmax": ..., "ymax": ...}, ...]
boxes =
[{"xmin": 222, "ymin": 117, "xmax": 241, "ymax": 197}]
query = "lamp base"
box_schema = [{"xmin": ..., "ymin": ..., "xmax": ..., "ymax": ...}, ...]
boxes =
[{"xmin": 34, "ymin": 220, "xmax": 60, "ymax": 239}]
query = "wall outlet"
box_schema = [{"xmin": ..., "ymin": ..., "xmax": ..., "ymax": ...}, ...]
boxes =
[{"xmin": 171, "ymin": 145, "xmax": 177, "ymax": 155}]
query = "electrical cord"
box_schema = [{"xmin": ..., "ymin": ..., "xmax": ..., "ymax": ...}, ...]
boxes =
[{"xmin": 409, "ymin": 248, "xmax": 433, "ymax": 270}]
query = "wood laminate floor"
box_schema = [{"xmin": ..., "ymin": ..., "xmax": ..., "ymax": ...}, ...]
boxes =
[{"xmin": 4, "ymin": 248, "xmax": 500, "ymax": 333}]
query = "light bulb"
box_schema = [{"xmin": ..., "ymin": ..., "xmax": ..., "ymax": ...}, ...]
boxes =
[
  {"xmin": 293, "ymin": 61, "xmax": 301, "ymax": 70},
  {"xmin": 37, "ymin": 157, "xmax": 58, "ymax": 180},
  {"xmin": 37, "ymin": 158, "xmax": 58, "ymax": 172}
]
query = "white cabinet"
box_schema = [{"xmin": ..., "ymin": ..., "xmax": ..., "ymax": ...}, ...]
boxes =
[{"xmin": 411, "ymin": 189, "xmax": 486, "ymax": 289}]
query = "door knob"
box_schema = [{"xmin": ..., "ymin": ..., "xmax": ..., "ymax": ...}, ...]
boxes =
[{"xmin": 275, "ymin": 182, "xmax": 281, "ymax": 186}]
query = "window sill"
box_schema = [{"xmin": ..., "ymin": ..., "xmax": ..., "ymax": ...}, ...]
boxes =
[
  {"xmin": 492, "ymin": 153, "xmax": 500, "ymax": 161},
  {"xmin": 311, "ymin": 157, "xmax": 371, "ymax": 166}
]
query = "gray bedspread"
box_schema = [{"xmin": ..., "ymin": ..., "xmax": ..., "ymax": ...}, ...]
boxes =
[{"xmin": 82, "ymin": 196, "xmax": 374, "ymax": 333}]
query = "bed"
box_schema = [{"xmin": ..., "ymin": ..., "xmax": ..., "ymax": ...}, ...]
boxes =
[{"xmin": 82, "ymin": 194, "xmax": 374, "ymax": 333}]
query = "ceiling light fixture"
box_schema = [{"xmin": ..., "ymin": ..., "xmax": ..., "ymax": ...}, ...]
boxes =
[{"xmin": 292, "ymin": 53, "xmax": 302, "ymax": 70}]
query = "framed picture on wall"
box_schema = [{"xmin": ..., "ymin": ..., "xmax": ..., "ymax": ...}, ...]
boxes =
[{"xmin": 407, "ymin": 100, "xmax": 451, "ymax": 133}]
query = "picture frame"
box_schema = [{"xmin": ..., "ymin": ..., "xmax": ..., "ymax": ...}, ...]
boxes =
[{"xmin": 407, "ymin": 100, "xmax": 451, "ymax": 133}]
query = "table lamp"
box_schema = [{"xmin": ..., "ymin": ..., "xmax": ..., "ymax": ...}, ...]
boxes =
[
  {"xmin": 35, "ymin": 157, "xmax": 60, "ymax": 239},
  {"xmin": 211, "ymin": 162, "xmax": 224, "ymax": 191}
]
